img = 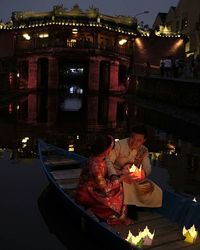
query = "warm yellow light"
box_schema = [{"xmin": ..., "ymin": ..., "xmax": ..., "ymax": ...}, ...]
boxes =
[
  {"xmin": 22, "ymin": 137, "xmax": 29, "ymax": 143},
  {"xmin": 39, "ymin": 33, "xmax": 49, "ymax": 38},
  {"xmin": 68, "ymin": 144, "xmax": 74, "ymax": 152},
  {"xmin": 126, "ymin": 226, "xmax": 155, "ymax": 247},
  {"xmin": 129, "ymin": 163, "xmax": 141, "ymax": 173},
  {"xmin": 139, "ymin": 226, "xmax": 155, "ymax": 245},
  {"xmin": 119, "ymin": 39, "xmax": 127, "ymax": 45},
  {"xmin": 183, "ymin": 225, "xmax": 198, "ymax": 243},
  {"xmin": 72, "ymin": 28, "xmax": 78, "ymax": 34},
  {"xmin": 23, "ymin": 33, "xmax": 31, "ymax": 40},
  {"xmin": 126, "ymin": 230, "xmax": 143, "ymax": 246}
]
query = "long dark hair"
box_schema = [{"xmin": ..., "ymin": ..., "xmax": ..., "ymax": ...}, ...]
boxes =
[{"xmin": 91, "ymin": 135, "xmax": 113, "ymax": 156}]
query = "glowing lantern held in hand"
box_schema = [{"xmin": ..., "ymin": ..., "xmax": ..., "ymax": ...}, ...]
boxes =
[
  {"xmin": 182, "ymin": 225, "xmax": 198, "ymax": 243},
  {"xmin": 129, "ymin": 164, "xmax": 145, "ymax": 180}
]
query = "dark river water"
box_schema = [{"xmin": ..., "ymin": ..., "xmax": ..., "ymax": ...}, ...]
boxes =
[{"xmin": 0, "ymin": 91, "xmax": 200, "ymax": 250}]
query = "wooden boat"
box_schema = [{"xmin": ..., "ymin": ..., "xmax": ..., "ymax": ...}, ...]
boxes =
[{"xmin": 38, "ymin": 139, "xmax": 200, "ymax": 250}]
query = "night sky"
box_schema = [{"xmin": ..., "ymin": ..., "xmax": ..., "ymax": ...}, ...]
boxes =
[{"xmin": 1, "ymin": 0, "xmax": 179, "ymax": 27}]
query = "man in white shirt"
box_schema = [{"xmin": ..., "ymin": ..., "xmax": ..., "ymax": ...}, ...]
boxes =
[{"xmin": 106, "ymin": 125, "xmax": 162, "ymax": 208}]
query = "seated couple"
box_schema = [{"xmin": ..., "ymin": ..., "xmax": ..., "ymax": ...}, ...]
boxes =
[{"xmin": 75, "ymin": 126, "xmax": 163, "ymax": 225}]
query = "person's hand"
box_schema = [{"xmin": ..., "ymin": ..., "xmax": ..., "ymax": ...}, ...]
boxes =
[
  {"xmin": 119, "ymin": 173, "xmax": 140, "ymax": 184},
  {"xmin": 122, "ymin": 163, "xmax": 132, "ymax": 175},
  {"xmin": 136, "ymin": 180, "xmax": 154, "ymax": 195},
  {"xmin": 138, "ymin": 168, "xmax": 146, "ymax": 180}
]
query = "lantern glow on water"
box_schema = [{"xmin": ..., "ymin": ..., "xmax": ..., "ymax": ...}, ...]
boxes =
[
  {"xmin": 126, "ymin": 226, "xmax": 155, "ymax": 247},
  {"xmin": 182, "ymin": 225, "xmax": 198, "ymax": 243}
]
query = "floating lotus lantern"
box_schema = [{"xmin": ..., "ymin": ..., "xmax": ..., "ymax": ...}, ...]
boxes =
[
  {"xmin": 126, "ymin": 230, "xmax": 143, "ymax": 248},
  {"xmin": 182, "ymin": 225, "xmax": 198, "ymax": 243},
  {"xmin": 139, "ymin": 226, "xmax": 155, "ymax": 246},
  {"xmin": 125, "ymin": 226, "xmax": 155, "ymax": 247}
]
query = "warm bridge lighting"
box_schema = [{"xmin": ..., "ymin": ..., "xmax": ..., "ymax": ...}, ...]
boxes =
[
  {"xmin": 23, "ymin": 33, "xmax": 31, "ymax": 40},
  {"xmin": 118, "ymin": 39, "xmax": 127, "ymax": 45},
  {"xmin": 72, "ymin": 28, "xmax": 78, "ymax": 34},
  {"xmin": 39, "ymin": 33, "xmax": 49, "ymax": 38}
]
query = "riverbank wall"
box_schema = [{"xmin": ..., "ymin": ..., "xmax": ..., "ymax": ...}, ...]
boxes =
[{"xmin": 129, "ymin": 75, "xmax": 200, "ymax": 110}]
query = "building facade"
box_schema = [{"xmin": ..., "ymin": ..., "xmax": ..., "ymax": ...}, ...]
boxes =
[
  {"xmin": 0, "ymin": 4, "xmax": 187, "ymax": 92},
  {"xmin": 153, "ymin": 0, "xmax": 200, "ymax": 58},
  {"xmin": 0, "ymin": 5, "xmax": 138, "ymax": 93}
]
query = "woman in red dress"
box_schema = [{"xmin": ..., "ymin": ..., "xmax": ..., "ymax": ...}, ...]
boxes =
[{"xmin": 75, "ymin": 135, "xmax": 133, "ymax": 225}]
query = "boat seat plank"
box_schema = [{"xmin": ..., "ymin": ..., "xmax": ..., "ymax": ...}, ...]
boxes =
[
  {"xmin": 114, "ymin": 214, "xmax": 178, "ymax": 236},
  {"xmin": 59, "ymin": 182, "xmax": 78, "ymax": 190},
  {"xmin": 148, "ymin": 237, "xmax": 200, "ymax": 250},
  {"xmin": 151, "ymin": 228, "xmax": 184, "ymax": 248},
  {"xmin": 114, "ymin": 212, "xmax": 200, "ymax": 250},
  {"xmin": 46, "ymin": 158, "xmax": 80, "ymax": 166},
  {"xmin": 56, "ymin": 178, "xmax": 79, "ymax": 185},
  {"xmin": 113, "ymin": 213, "xmax": 191, "ymax": 249},
  {"xmin": 135, "ymin": 210, "xmax": 163, "ymax": 223},
  {"xmin": 51, "ymin": 168, "xmax": 82, "ymax": 180}
]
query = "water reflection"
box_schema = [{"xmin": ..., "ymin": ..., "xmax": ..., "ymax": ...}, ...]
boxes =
[{"xmin": 0, "ymin": 92, "xmax": 200, "ymax": 196}]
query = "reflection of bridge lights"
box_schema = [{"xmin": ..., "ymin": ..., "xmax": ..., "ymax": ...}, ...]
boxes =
[
  {"xmin": 68, "ymin": 144, "xmax": 74, "ymax": 151},
  {"xmin": 22, "ymin": 137, "xmax": 29, "ymax": 143},
  {"xmin": 8, "ymin": 104, "xmax": 13, "ymax": 114},
  {"xmin": 69, "ymin": 86, "xmax": 83, "ymax": 94},
  {"xmin": 69, "ymin": 86, "xmax": 74, "ymax": 93}
]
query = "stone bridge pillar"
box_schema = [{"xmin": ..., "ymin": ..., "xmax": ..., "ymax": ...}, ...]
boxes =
[
  {"xmin": 28, "ymin": 57, "xmax": 38, "ymax": 89},
  {"xmin": 107, "ymin": 96, "xmax": 118, "ymax": 128},
  {"xmin": 27, "ymin": 93, "xmax": 37, "ymax": 123},
  {"xmin": 88, "ymin": 57, "xmax": 100, "ymax": 92},
  {"xmin": 48, "ymin": 57, "xmax": 59, "ymax": 89},
  {"xmin": 110, "ymin": 60, "xmax": 119, "ymax": 92}
]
